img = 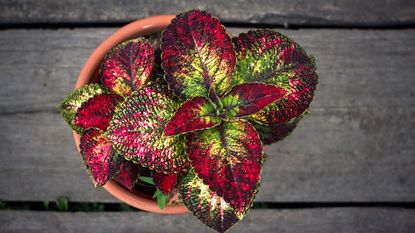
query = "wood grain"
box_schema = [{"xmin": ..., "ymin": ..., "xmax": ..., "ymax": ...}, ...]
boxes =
[
  {"xmin": 1, "ymin": 0, "xmax": 415, "ymax": 27},
  {"xmin": 0, "ymin": 28, "xmax": 414, "ymax": 202},
  {"xmin": 1, "ymin": 209, "xmax": 415, "ymax": 233},
  {"xmin": 1, "ymin": 28, "xmax": 414, "ymax": 113},
  {"xmin": 0, "ymin": 107, "xmax": 413, "ymax": 202}
]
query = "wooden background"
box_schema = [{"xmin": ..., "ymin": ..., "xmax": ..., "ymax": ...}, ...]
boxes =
[{"xmin": 0, "ymin": 1, "xmax": 414, "ymax": 232}]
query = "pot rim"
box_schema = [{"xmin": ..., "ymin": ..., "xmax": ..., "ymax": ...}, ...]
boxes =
[{"xmin": 73, "ymin": 14, "xmax": 188, "ymax": 214}]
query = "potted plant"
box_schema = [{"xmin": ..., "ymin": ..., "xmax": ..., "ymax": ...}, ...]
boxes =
[{"xmin": 58, "ymin": 9, "xmax": 318, "ymax": 233}]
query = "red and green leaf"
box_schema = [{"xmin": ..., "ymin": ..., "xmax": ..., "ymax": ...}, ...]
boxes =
[
  {"xmin": 161, "ymin": 9, "xmax": 235, "ymax": 99},
  {"xmin": 57, "ymin": 84, "xmax": 109, "ymax": 133},
  {"xmin": 80, "ymin": 129, "xmax": 116, "ymax": 187},
  {"xmin": 74, "ymin": 93, "xmax": 122, "ymax": 131},
  {"xmin": 187, "ymin": 120, "xmax": 262, "ymax": 212},
  {"xmin": 164, "ymin": 96, "xmax": 221, "ymax": 136},
  {"xmin": 180, "ymin": 169, "xmax": 251, "ymax": 233},
  {"xmin": 221, "ymin": 83, "xmax": 286, "ymax": 118},
  {"xmin": 153, "ymin": 172, "xmax": 178, "ymax": 194},
  {"xmin": 107, "ymin": 80, "xmax": 189, "ymax": 173},
  {"xmin": 232, "ymin": 29, "xmax": 318, "ymax": 124},
  {"xmin": 100, "ymin": 38, "xmax": 154, "ymax": 97},
  {"xmin": 80, "ymin": 129, "xmax": 140, "ymax": 189}
]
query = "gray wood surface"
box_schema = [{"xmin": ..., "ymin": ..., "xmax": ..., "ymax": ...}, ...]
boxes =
[
  {"xmin": 1, "ymin": 209, "xmax": 415, "ymax": 233},
  {"xmin": 0, "ymin": 28, "xmax": 414, "ymax": 202},
  {"xmin": 1, "ymin": 0, "xmax": 415, "ymax": 27},
  {"xmin": 1, "ymin": 2, "xmax": 414, "ymax": 232},
  {"xmin": 2, "ymin": 28, "xmax": 415, "ymax": 112},
  {"xmin": 1, "ymin": 108, "xmax": 413, "ymax": 202}
]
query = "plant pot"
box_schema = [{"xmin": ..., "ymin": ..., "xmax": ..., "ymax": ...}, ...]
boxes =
[{"xmin": 73, "ymin": 14, "xmax": 188, "ymax": 214}]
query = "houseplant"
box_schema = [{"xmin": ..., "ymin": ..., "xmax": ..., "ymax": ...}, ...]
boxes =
[{"xmin": 58, "ymin": 9, "xmax": 318, "ymax": 233}]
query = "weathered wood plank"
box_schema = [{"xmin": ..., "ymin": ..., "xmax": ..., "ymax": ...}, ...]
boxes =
[
  {"xmin": 0, "ymin": 112, "xmax": 115, "ymax": 202},
  {"xmin": 0, "ymin": 28, "xmax": 414, "ymax": 114},
  {"xmin": 0, "ymin": 28, "xmax": 414, "ymax": 202},
  {"xmin": 1, "ymin": 209, "xmax": 415, "ymax": 233},
  {"xmin": 1, "ymin": 0, "xmax": 415, "ymax": 27},
  {"xmin": 0, "ymin": 106, "xmax": 414, "ymax": 202},
  {"xmin": 0, "ymin": 29, "xmax": 115, "ymax": 114}
]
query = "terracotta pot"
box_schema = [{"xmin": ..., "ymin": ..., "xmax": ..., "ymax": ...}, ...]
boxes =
[{"xmin": 73, "ymin": 14, "xmax": 188, "ymax": 214}]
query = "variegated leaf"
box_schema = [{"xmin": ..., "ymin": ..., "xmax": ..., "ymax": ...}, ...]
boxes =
[
  {"xmin": 80, "ymin": 129, "xmax": 140, "ymax": 189},
  {"xmin": 164, "ymin": 96, "xmax": 221, "ymax": 136},
  {"xmin": 100, "ymin": 38, "xmax": 153, "ymax": 97},
  {"xmin": 187, "ymin": 120, "xmax": 262, "ymax": 212},
  {"xmin": 161, "ymin": 9, "xmax": 235, "ymax": 99},
  {"xmin": 107, "ymin": 80, "xmax": 189, "ymax": 173},
  {"xmin": 57, "ymin": 84, "xmax": 109, "ymax": 133},
  {"xmin": 232, "ymin": 29, "xmax": 318, "ymax": 124},
  {"xmin": 180, "ymin": 169, "xmax": 252, "ymax": 233},
  {"xmin": 221, "ymin": 83, "xmax": 286, "ymax": 118},
  {"xmin": 153, "ymin": 172, "xmax": 178, "ymax": 194},
  {"xmin": 80, "ymin": 129, "xmax": 116, "ymax": 187},
  {"xmin": 74, "ymin": 93, "xmax": 123, "ymax": 131}
]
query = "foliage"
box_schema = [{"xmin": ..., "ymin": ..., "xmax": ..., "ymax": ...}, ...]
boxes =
[
  {"xmin": 56, "ymin": 197, "xmax": 69, "ymax": 211},
  {"xmin": 58, "ymin": 9, "xmax": 318, "ymax": 233}
]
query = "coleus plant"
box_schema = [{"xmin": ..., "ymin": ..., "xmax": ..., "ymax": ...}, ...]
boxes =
[{"xmin": 58, "ymin": 9, "xmax": 317, "ymax": 233}]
